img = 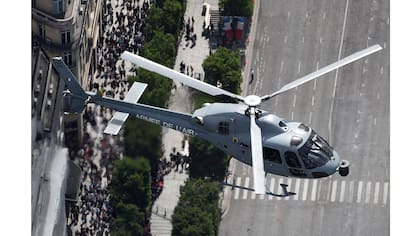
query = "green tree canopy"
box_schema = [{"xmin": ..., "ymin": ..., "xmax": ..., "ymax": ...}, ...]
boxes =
[
  {"xmin": 189, "ymin": 137, "xmax": 229, "ymax": 182},
  {"xmin": 111, "ymin": 202, "xmax": 145, "ymax": 236},
  {"xmin": 220, "ymin": 0, "xmax": 253, "ymax": 17},
  {"xmin": 202, "ymin": 47, "xmax": 242, "ymax": 95},
  {"xmin": 172, "ymin": 179, "xmax": 220, "ymax": 236},
  {"xmin": 110, "ymin": 157, "xmax": 151, "ymax": 212}
]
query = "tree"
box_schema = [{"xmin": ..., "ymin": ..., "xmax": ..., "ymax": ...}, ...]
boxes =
[
  {"xmin": 110, "ymin": 157, "xmax": 151, "ymax": 212},
  {"xmin": 172, "ymin": 179, "xmax": 220, "ymax": 236},
  {"xmin": 189, "ymin": 137, "xmax": 229, "ymax": 182},
  {"xmin": 110, "ymin": 202, "xmax": 145, "ymax": 236},
  {"xmin": 220, "ymin": 0, "xmax": 253, "ymax": 17},
  {"xmin": 202, "ymin": 47, "xmax": 242, "ymax": 95}
]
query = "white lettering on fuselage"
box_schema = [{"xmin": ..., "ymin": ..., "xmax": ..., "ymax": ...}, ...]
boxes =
[{"xmin": 136, "ymin": 114, "xmax": 196, "ymax": 136}]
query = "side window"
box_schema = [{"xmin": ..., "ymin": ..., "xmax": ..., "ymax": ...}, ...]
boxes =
[
  {"xmin": 263, "ymin": 147, "xmax": 282, "ymax": 164},
  {"xmin": 285, "ymin": 151, "xmax": 302, "ymax": 168},
  {"xmin": 218, "ymin": 121, "xmax": 229, "ymax": 135}
]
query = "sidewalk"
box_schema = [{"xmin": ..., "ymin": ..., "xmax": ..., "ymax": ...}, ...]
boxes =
[{"xmin": 150, "ymin": 0, "xmax": 218, "ymax": 235}]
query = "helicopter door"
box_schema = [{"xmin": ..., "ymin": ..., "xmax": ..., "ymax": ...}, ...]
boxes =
[{"xmin": 284, "ymin": 151, "xmax": 306, "ymax": 177}]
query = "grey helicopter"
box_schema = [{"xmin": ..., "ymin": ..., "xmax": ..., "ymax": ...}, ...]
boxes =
[{"xmin": 51, "ymin": 44, "xmax": 382, "ymax": 196}]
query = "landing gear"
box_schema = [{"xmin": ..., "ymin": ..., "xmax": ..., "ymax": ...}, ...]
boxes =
[{"xmin": 338, "ymin": 160, "xmax": 350, "ymax": 176}]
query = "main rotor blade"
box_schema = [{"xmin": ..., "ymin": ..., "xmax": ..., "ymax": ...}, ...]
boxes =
[
  {"xmin": 260, "ymin": 44, "xmax": 382, "ymax": 101},
  {"xmin": 249, "ymin": 108, "xmax": 266, "ymax": 195},
  {"xmin": 121, "ymin": 52, "xmax": 244, "ymax": 101}
]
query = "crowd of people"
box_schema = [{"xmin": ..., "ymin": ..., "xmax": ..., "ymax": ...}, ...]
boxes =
[{"xmin": 67, "ymin": 0, "xmax": 154, "ymax": 235}]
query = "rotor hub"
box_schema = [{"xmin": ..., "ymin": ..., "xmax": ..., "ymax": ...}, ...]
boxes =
[{"xmin": 244, "ymin": 95, "xmax": 262, "ymax": 107}]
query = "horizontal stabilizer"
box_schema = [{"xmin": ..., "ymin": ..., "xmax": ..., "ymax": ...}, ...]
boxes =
[{"xmin": 104, "ymin": 82, "xmax": 147, "ymax": 135}]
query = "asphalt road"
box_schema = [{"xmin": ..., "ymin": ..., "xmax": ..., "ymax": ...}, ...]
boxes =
[{"xmin": 219, "ymin": 0, "xmax": 389, "ymax": 235}]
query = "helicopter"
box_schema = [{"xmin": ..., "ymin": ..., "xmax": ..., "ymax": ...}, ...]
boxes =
[{"xmin": 51, "ymin": 44, "xmax": 382, "ymax": 195}]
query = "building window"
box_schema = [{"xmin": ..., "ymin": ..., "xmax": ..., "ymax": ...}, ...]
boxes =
[
  {"xmin": 63, "ymin": 52, "xmax": 72, "ymax": 66},
  {"xmin": 218, "ymin": 122, "xmax": 229, "ymax": 135},
  {"xmin": 39, "ymin": 24, "xmax": 45, "ymax": 38},
  {"xmin": 53, "ymin": 0, "xmax": 65, "ymax": 14},
  {"xmin": 61, "ymin": 31, "xmax": 71, "ymax": 44}
]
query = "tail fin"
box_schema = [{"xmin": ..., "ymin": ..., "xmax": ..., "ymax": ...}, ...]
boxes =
[{"xmin": 51, "ymin": 57, "xmax": 88, "ymax": 114}]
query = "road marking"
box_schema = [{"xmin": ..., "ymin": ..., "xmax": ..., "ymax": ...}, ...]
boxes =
[
  {"xmin": 302, "ymin": 179, "xmax": 309, "ymax": 201},
  {"xmin": 288, "ymin": 11, "xmax": 290, "ymax": 19},
  {"xmin": 284, "ymin": 35, "xmax": 288, "ymax": 43},
  {"xmin": 374, "ymin": 117, "xmax": 377, "ymax": 126},
  {"xmin": 361, "ymin": 83, "xmax": 365, "ymax": 88},
  {"xmin": 377, "ymin": 93, "xmax": 380, "ymax": 100},
  {"xmin": 339, "ymin": 180, "xmax": 346, "ymax": 202},
  {"xmin": 380, "ymin": 66, "xmax": 384, "ymax": 74},
  {"xmin": 285, "ymin": 178, "xmax": 293, "ymax": 200},
  {"xmin": 323, "ymin": 11, "xmax": 326, "ymax": 20},
  {"xmin": 365, "ymin": 181, "xmax": 372, "ymax": 204},
  {"xmin": 309, "ymin": 112, "xmax": 312, "ymax": 124},
  {"xmin": 373, "ymin": 182, "xmax": 380, "ymax": 204},
  {"xmin": 294, "ymin": 179, "xmax": 301, "ymax": 200},
  {"xmin": 243, "ymin": 177, "xmax": 250, "ymax": 199},
  {"xmin": 277, "ymin": 177, "xmax": 284, "ymax": 200},
  {"xmin": 311, "ymin": 96, "xmax": 315, "ymax": 106},
  {"xmin": 348, "ymin": 181, "xmax": 354, "ymax": 203},
  {"xmin": 293, "ymin": 94, "xmax": 297, "ymax": 107},
  {"xmin": 356, "ymin": 181, "xmax": 363, "ymax": 203},
  {"xmin": 302, "ymin": 37, "xmax": 305, "ymax": 44},
  {"xmin": 234, "ymin": 177, "xmax": 241, "ymax": 199},
  {"xmin": 316, "ymin": 61, "xmax": 319, "ymax": 70},
  {"xmin": 319, "ymin": 37, "xmax": 323, "ymax": 44},
  {"xmin": 268, "ymin": 178, "xmax": 275, "ymax": 200},
  {"xmin": 383, "ymin": 182, "xmax": 389, "ymax": 205},
  {"xmin": 330, "ymin": 180, "xmax": 338, "ymax": 202},
  {"xmin": 328, "ymin": 0, "xmax": 350, "ymax": 142},
  {"xmin": 313, "ymin": 79, "xmax": 317, "ymax": 90},
  {"xmin": 311, "ymin": 179, "xmax": 318, "ymax": 201},
  {"xmin": 359, "ymin": 92, "xmax": 363, "ymax": 97},
  {"xmin": 291, "ymin": 111, "xmax": 294, "ymax": 120},
  {"xmin": 297, "ymin": 60, "xmax": 301, "ymax": 74},
  {"xmin": 387, "ymin": 17, "xmax": 390, "ymax": 25},
  {"xmin": 306, "ymin": 11, "xmax": 309, "ymax": 19},
  {"xmin": 279, "ymin": 61, "xmax": 284, "ymax": 74},
  {"xmin": 259, "ymin": 191, "xmax": 265, "ymax": 200}
]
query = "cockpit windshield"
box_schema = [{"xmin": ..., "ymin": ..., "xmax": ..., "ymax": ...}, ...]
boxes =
[{"xmin": 298, "ymin": 130, "xmax": 333, "ymax": 169}]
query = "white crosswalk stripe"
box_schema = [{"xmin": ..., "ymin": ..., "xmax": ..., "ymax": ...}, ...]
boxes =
[
  {"xmin": 243, "ymin": 177, "xmax": 249, "ymax": 200},
  {"xmin": 284, "ymin": 178, "xmax": 293, "ymax": 200},
  {"xmin": 294, "ymin": 179, "xmax": 301, "ymax": 200},
  {"xmin": 365, "ymin": 181, "xmax": 372, "ymax": 204},
  {"xmin": 339, "ymin": 180, "xmax": 346, "ymax": 202},
  {"xmin": 302, "ymin": 179, "xmax": 309, "ymax": 201},
  {"xmin": 311, "ymin": 179, "xmax": 318, "ymax": 201},
  {"xmin": 230, "ymin": 176, "xmax": 389, "ymax": 206},
  {"xmin": 383, "ymin": 182, "xmax": 389, "ymax": 205},
  {"xmin": 234, "ymin": 177, "xmax": 241, "ymax": 200},
  {"xmin": 268, "ymin": 178, "xmax": 275, "ymax": 200},
  {"xmin": 373, "ymin": 182, "xmax": 380, "ymax": 204},
  {"xmin": 357, "ymin": 181, "xmax": 363, "ymax": 203},
  {"xmin": 348, "ymin": 181, "xmax": 354, "ymax": 203},
  {"xmin": 277, "ymin": 177, "xmax": 284, "ymax": 200},
  {"xmin": 330, "ymin": 180, "xmax": 338, "ymax": 202}
]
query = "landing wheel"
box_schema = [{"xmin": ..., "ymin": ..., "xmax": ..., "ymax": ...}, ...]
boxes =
[{"xmin": 338, "ymin": 160, "xmax": 350, "ymax": 176}]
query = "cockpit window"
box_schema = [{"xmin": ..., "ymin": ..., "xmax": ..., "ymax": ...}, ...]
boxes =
[
  {"xmin": 298, "ymin": 130, "xmax": 333, "ymax": 169},
  {"xmin": 263, "ymin": 147, "xmax": 282, "ymax": 164},
  {"xmin": 279, "ymin": 120, "xmax": 287, "ymax": 127},
  {"xmin": 285, "ymin": 151, "xmax": 301, "ymax": 168}
]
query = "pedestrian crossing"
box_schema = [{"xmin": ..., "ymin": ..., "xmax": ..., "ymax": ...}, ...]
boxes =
[{"xmin": 231, "ymin": 176, "xmax": 389, "ymax": 205}]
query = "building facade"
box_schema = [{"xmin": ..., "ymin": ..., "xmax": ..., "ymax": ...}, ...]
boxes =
[{"xmin": 31, "ymin": 0, "xmax": 103, "ymax": 235}]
